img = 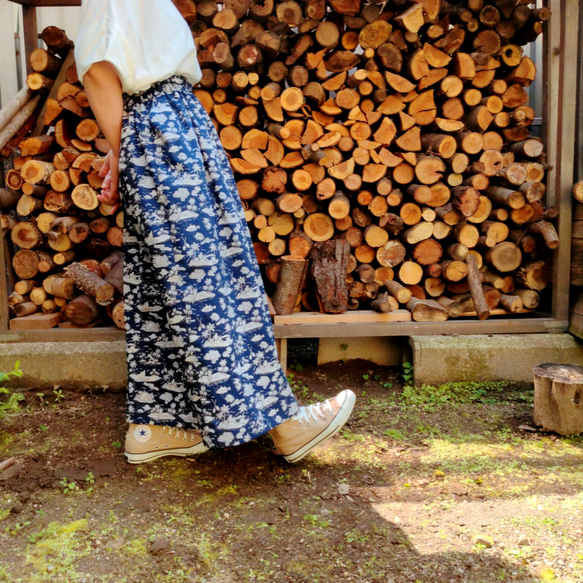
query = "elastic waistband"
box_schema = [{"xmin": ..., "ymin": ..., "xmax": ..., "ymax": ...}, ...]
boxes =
[{"xmin": 123, "ymin": 75, "xmax": 192, "ymax": 105}]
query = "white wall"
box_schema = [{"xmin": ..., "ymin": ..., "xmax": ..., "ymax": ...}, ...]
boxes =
[{"xmin": 0, "ymin": 2, "xmax": 82, "ymax": 107}]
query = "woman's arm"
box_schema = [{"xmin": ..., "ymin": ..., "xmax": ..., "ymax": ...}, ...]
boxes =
[
  {"xmin": 82, "ymin": 61, "xmax": 123, "ymax": 206},
  {"xmin": 82, "ymin": 61, "xmax": 123, "ymax": 155}
]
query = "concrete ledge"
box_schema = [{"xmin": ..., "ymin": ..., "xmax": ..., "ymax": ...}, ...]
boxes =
[
  {"xmin": 409, "ymin": 334, "xmax": 583, "ymax": 385},
  {"xmin": 2, "ymin": 333, "xmax": 581, "ymax": 390},
  {"xmin": 0, "ymin": 341, "xmax": 127, "ymax": 390}
]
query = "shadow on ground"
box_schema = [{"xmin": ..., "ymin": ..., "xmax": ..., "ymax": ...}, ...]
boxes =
[{"xmin": 0, "ymin": 361, "xmax": 581, "ymax": 583}]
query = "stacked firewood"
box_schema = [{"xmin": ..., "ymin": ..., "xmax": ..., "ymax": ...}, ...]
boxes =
[
  {"xmin": 1, "ymin": 0, "xmax": 558, "ymax": 328},
  {"xmin": 180, "ymin": 0, "xmax": 556, "ymax": 319},
  {"xmin": 1, "ymin": 27, "xmax": 124, "ymax": 330}
]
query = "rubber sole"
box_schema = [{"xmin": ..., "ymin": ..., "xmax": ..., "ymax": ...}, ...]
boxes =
[
  {"xmin": 283, "ymin": 389, "xmax": 356, "ymax": 463},
  {"xmin": 125, "ymin": 442, "xmax": 208, "ymax": 464}
]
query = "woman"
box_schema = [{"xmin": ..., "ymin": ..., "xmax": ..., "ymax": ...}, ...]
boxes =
[{"xmin": 74, "ymin": 0, "xmax": 355, "ymax": 464}]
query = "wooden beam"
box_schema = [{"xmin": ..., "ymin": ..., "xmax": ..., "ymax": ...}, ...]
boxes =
[
  {"xmin": 8, "ymin": 1, "xmax": 81, "ymax": 6},
  {"xmin": 0, "ymin": 314, "xmax": 565, "ymax": 343},
  {"xmin": 274, "ymin": 317, "xmax": 565, "ymax": 338},
  {"xmin": 21, "ymin": 4, "xmax": 38, "ymax": 76},
  {"xmin": 275, "ymin": 310, "xmax": 412, "ymax": 326}
]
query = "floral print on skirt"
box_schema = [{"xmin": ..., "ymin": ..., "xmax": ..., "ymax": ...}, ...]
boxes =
[{"xmin": 119, "ymin": 75, "xmax": 298, "ymax": 449}]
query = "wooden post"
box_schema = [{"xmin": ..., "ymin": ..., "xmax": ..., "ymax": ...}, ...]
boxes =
[
  {"xmin": 577, "ymin": 0, "xmax": 583, "ymax": 184},
  {"xmin": 275, "ymin": 338, "xmax": 288, "ymax": 374},
  {"xmin": 22, "ymin": 5, "xmax": 38, "ymax": 75},
  {"xmin": 8, "ymin": 1, "xmax": 82, "ymax": 74},
  {"xmin": 544, "ymin": 0, "xmax": 579, "ymax": 325}
]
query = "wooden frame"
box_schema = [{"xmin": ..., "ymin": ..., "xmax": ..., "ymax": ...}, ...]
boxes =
[
  {"xmin": 8, "ymin": 0, "xmax": 81, "ymax": 74},
  {"xmin": 0, "ymin": 0, "xmax": 579, "ymax": 347},
  {"xmin": 544, "ymin": 0, "xmax": 578, "ymax": 323},
  {"xmin": 577, "ymin": 1, "xmax": 583, "ymax": 184}
]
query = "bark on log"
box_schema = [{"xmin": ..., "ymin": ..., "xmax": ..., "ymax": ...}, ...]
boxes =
[
  {"xmin": 272, "ymin": 255, "xmax": 307, "ymax": 315},
  {"xmin": 63, "ymin": 294, "xmax": 100, "ymax": 326},
  {"xmin": 406, "ymin": 297, "xmax": 449, "ymax": 321},
  {"xmin": 65, "ymin": 262, "xmax": 115, "ymax": 304},
  {"xmin": 533, "ymin": 363, "xmax": 583, "ymax": 436},
  {"xmin": 310, "ymin": 240, "xmax": 351, "ymax": 313}
]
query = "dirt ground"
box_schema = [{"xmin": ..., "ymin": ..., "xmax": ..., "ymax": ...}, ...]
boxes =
[{"xmin": 0, "ymin": 359, "xmax": 581, "ymax": 583}]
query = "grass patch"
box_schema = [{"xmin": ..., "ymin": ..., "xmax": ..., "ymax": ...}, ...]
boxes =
[{"xmin": 401, "ymin": 380, "xmax": 512, "ymax": 407}]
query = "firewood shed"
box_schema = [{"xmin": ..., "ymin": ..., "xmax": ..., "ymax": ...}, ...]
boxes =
[{"xmin": 0, "ymin": 0, "xmax": 581, "ymax": 384}]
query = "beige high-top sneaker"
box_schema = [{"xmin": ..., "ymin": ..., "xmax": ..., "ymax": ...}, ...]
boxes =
[
  {"xmin": 269, "ymin": 389, "xmax": 356, "ymax": 463},
  {"xmin": 125, "ymin": 424, "xmax": 209, "ymax": 464}
]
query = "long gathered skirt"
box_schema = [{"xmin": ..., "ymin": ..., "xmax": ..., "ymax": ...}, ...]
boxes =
[{"xmin": 119, "ymin": 76, "xmax": 298, "ymax": 449}]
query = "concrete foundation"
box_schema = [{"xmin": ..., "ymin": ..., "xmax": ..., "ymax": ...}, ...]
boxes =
[
  {"xmin": 409, "ymin": 334, "xmax": 583, "ymax": 385},
  {"xmin": 1, "ymin": 333, "xmax": 581, "ymax": 390},
  {"xmin": 317, "ymin": 336, "xmax": 405, "ymax": 366},
  {"xmin": 0, "ymin": 341, "xmax": 127, "ymax": 390}
]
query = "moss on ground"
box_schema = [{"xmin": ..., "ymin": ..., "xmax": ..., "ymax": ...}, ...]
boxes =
[{"xmin": 0, "ymin": 366, "xmax": 581, "ymax": 582}]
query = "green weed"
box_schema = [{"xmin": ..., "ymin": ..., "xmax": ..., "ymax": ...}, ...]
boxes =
[
  {"xmin": 52, "ymin": 387, "xmax": 66, "ymax": 403},
  {"xmin": 345, "ymin": 528, "xmax": 370, "ymax": 544},
  {"xmin": 340, "ymin": 343, "xmax": 349, "ymax": 362},
  {"xmin": 286, "ymin": 372, "xmax": 309, "ymax": 401},
  {"xmin": 303, "ymin": 513, "xmax": 330, "ymax": 529},
  {"xmin": 0, "ymin": 362, "xmax": 24, "ymax": 418},
  {"xmin": 401, "ymin": 361, "xmax": 414, "ymax": 386},
  {"xmin": 60, "ymin": 477, "xmax": 79, "ymax": 494},
  {"xmin": 384, "ymin": 428, "xmax": 405, "ymax": 441}
]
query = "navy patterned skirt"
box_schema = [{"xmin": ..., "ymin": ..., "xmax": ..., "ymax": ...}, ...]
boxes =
[{"xmin": 119, "ymin": 75, "xmax": 298, "ymax": 449}]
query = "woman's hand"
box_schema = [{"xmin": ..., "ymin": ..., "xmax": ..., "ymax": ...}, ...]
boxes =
[
  {"xmin": 98, "ymin": 150, "xmax": 121, "ymax": 214},
  {"xmin": 82, "ymin": 61, "xmax": 123, "ymax": 216}
]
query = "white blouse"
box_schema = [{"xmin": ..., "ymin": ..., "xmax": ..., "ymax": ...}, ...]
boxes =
[{"xmin": 75, "ymin": 0, "xmax": 202, "ymax": 94}]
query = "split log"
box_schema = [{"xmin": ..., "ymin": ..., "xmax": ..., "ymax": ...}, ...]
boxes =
[
  {"xmin": 529, "ymin": 220, "xmax": 559, "ymax": 250},
  {"xmin": 104, "ymin": 258, "xmax": 124, "ymax": 294},
  {"xmin": 111, "ymin": 301, "xmax": 125, "ymax": 329},
  {"xmin": 64, "ymin": 262, "xmax": 115, "ymax": 304},
  {"xmin": 0, "ymin": 87, "xmax": 32, "ymax": 133},
  {"xmin": 42, "ymin": 274, "xmax": 76, "ymax": 299},
  {"xmin": 466, "ymin": 254, "xmax": 489, "ymax": 319},
  {"xmin": 0, "ymin": 95, "xmax": 41, "ymax": 151},
  {"xmin": 310, "ymin": 240, "xmax": 350, "ymax": 313},
  {"xmin": 272, "ymin": 256, "xmax": 307, "ymax": 315},
  {"xmin": 63, "ymin": 294, "xmax": 100, "ymax": 326},
  {"xmin": 406, "ymin": 297, "xmax": 449, "ymax": 321},
  {"xmin": 370, "ymin": 292, "xmax": 394, "ymax": 313},
  {"xmin": 384, "ymin": 280, "xmax": 412, "ymax": 304}
]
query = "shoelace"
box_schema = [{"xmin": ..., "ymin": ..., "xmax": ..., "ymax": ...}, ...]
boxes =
[
  {"xmin": 161, "ymin": 426, "xmax": 198, "ymax": 441},
  {"xmin": 293, "ymin": 399, "xmax": 334, "ymax": 425}
]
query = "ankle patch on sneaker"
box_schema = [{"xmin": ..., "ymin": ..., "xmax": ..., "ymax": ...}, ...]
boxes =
[{"xmin": 134, "ymin": 426, "xmax": 152, "ymax": 442}]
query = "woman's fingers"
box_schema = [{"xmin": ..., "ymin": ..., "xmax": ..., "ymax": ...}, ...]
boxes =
[
  {"xmin": 97, "ymin": 170, "xmax": 120, "ymax": 206},
  {"xmin": 99, "ymin": 150, "xmax": 112, "ymax": 178}
]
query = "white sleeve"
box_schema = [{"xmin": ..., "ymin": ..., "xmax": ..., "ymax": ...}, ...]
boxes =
[{"xmin": 75, "ymin": 0, "xmax": 135, "ymax": 93}]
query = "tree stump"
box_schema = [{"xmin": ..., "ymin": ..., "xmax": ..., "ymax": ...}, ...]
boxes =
[{"xmin": 533, "ymin": 363, "xmax": 583, "ymax": 435}]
